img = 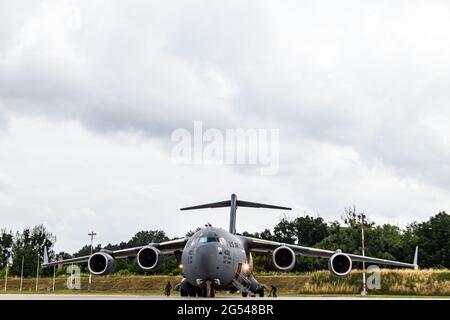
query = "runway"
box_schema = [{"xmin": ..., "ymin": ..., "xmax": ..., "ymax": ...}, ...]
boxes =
[{"xmin": 0, "ymin": 294, "xmax": 447, "ymax": 300}]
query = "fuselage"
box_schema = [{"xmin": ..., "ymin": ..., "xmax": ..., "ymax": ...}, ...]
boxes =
[{"xmin": 181, "ymin": 227, "xmax": 250, "ymax": 291}]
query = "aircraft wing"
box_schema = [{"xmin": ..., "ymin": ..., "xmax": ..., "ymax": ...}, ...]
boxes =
[
  {"xmin": 241, "ymin": 236, "xmax": 418, "ymax": 269},
  {"xmin": 42, "ymin": 238, "xmax": 188, "ymax": 268}
]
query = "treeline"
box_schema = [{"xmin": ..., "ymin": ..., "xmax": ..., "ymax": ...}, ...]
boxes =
[
  {"xmin": 0, "ymin": 225, "xmax": 55, "ymax": 277},
  {"xmin": 1, "ymin": 209, "xmax": 449, "ymax": 277},
  {"xmin": 245, "ymin": 209, "xmax": 449, "ymax": 272}
]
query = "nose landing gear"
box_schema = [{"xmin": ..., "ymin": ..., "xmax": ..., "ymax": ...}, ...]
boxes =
[
  {"xmin": 197, "ymin": 279, "xmax": 220, "ymax": 298},
  {"xmin": 200, "ymin": 283, "xmax": 215, "ymax": 297}
]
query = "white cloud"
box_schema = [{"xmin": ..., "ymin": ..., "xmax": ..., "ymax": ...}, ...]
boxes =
[{"xmin": 1, "ymin": 0, "xmax": 450, "ymax": 252}]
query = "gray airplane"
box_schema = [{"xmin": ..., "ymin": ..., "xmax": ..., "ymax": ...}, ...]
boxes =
[{"xmin": 43, "ymin": 194, "xmax": 418, "ymax": 297}]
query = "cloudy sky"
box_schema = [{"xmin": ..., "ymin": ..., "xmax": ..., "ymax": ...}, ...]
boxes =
[{"xmin": 1, "ymin": 0, "xmax": 450, "ymax": 252}]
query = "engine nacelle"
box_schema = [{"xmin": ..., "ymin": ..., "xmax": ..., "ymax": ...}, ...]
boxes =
[
  {"xmin": 88, "ymin": 252, "xmax": 115, "ymax": 275},
  {"xmin": 272, "ymin": 246, "xmax": 296, "ymax": 271},
  {"xmin": 137, "ymin": 246, "xmax": 163, "ymax": 271},
  {"xmin": 328, "ymin": 252, "xmax": 352, "ymax": 276}
]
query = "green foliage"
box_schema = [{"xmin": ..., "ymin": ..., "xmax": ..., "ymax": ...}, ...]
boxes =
[
  {"xmin": 293, "ymin": 215, "xmax": 329, "ymax": 246},
  {"xmin": 3, "ymin": 211, "xmax": 450, "ymax": 276},
  {"xmin": 115, "ymin": 269, "xmax": 132, "ymax": 276},
  {"xmin": 0, "ymin": 266, "xmax": 7, "ymax": 278},
  {"xmin": 10, "ymin": 225, "xmax": 55, "ymax": 277},
  {"xmin": 412, "ymin": 211, "xmax": 450, "ymax": 268},
  {"xmin": 0, "ymin": 229, "xmax": 13, "ymax": 268},
  {"xmin": 273, "ymin": 216, "xmax": 296, "ymax": 244},
  {"xmin": 128, "ymin": 230, "xmax": 169, "ymax": 247},
  {"xmin": 185, "ymin": 227, "xmax": 202, "ymax": 237}
]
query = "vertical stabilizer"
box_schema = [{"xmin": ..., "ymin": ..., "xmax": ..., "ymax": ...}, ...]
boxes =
[{"xmin": 229, "ymin": 194, "xmax": 237, "ymax": 234}]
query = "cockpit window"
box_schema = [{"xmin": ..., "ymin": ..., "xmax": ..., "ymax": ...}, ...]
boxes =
[{"xmin": 198, "ymin": 236, "xmax": 220, "ymax": 243}]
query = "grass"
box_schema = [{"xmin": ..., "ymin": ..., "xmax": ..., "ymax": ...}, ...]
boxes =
[{"xmin": 1, "ymin": 269, "xmax": 449, "ymax": 297}]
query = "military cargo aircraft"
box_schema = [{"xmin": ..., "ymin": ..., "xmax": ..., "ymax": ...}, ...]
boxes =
[{"xmin": 43, "ymin": 194, "xmax": 418, "ymax": 297}]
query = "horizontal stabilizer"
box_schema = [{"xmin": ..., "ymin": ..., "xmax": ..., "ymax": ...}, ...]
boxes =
[
  {"xmin": 180, "ymin": 194, "xmax": 291, "ymax": 234},
  {"xmin": 180, "ymin": 199, "xmax": 291, "ymax": 211},
  {"xmin": 180, "ymin": 200, "xmax": 231, "ymax": 211},
  {"xmin": 237, "ymin": 200, "xmax": 291, "ymax": 210}
]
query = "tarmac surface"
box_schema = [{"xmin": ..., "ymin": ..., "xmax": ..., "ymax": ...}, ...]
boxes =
[{"xmin": 0, "ymin": 294, "xmax": 447, "ymax": 300}]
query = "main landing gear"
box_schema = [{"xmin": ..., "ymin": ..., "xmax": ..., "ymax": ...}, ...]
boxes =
[
  {"xmin": 241, "ymin": 287, "xmax": 265, "ymax": 297},
  {"xmin": 180, "ymin": 279, "xmax": 198, "ymax": 297},
  {"xmin": 180, "ymin": 279, "xmax": 217, "ymax": 298}
]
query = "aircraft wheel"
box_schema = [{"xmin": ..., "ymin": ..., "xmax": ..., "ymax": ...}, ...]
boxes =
[
  {"xmin": 210, "ymin": 287, "xmax": 215, "ymax": 298},
  {"xmin": 188, "ymin": 285, "xmax": 198, "ymax": 297},
  {"xmin": 242, "ymin": 291, "xmax": 248, "ymax": 297},
  {"xmin": 180, "ymin": 288, "xmax": 188, "ymax": 297},
  {"xmin": 258, "ymin": 288, "xmax": 264, "ymax": 297},
  {"xmin": 200, "ymin": 285, "xmax": 208, "ymax": 297},
  {"xmin": 181, "ymin": 279, "xmax": 197, "ymax": 297}
]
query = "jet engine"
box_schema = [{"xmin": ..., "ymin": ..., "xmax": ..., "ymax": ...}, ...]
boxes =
[
  {"xmin": 88, "ymin": 252, "xmax": 115, "ymax": 275},
  {"xmin": 272, "ymin": 246, "xmax": 296, "ymax": 271},
  {"xmin": 137, "ymin": 246, "xmax": 163, "ymax": 271},
  {"xmin": 328, "ymin": 252, "xmax": 352, "ymax": 276}
]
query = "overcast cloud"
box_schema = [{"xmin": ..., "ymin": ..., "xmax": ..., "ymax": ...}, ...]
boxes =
[{"xmin": 1, "ymin": 0, "xmax": 450, "ymax": 252}]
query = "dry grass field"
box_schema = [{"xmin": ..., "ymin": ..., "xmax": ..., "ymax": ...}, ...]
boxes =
[{"xmin": 1, "ymin": 269, "xmax": 449, "ymax": 296}]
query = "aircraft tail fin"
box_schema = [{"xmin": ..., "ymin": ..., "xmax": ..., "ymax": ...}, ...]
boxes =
[{"xmin": 180, "ymin": 194, "xmax": 291, "ymax": 234}]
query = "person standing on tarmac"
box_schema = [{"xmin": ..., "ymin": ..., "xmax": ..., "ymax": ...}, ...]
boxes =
[
  {"xmin": 165, "ymin": 281, "xmax": 172, "ymax": 297},
  {"xmin": 268, "ymin": 285, "xmax": 278, "ymax": 297}
]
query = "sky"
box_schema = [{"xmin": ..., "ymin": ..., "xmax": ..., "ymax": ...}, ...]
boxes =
[{"xmin": 1, "ymin": 0, "xmax": 450, "ymax": 253}]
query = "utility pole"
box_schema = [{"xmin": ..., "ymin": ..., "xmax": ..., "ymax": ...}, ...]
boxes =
[
  {"xmin": 4, "ymin": 264, "xmax": 8, "ymax": 292},
  {"xmin": 52, "ymin": 264, "xmax": 56, "ymax": 292},
  {"xmin": 20, "ymin": 256, "xmax": 24, "ymax": 292},
  {"xmin": 359, "ymin": 213, "xmax": 368, "ymax": 296},
  {"xmin": 35, "ymin": 254, "xmax": 40, "ymax": 292},
  {"xmin": 88, "ymin": 231, "xmax": 96, "ymax": 291}
]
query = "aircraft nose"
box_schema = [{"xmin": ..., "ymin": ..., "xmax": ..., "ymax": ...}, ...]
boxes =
[{"xmin": 195, "ymin": 245, "xmax": 218, "ymax": 278}]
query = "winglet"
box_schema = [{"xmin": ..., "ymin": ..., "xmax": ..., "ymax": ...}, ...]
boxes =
[
  {"xmin": 413, "ymin": 246, "xmax": 419, "ymax": 269},
  {"xmin": 44, "ymin": 246, "xmax": 49, "ymax": 265}
]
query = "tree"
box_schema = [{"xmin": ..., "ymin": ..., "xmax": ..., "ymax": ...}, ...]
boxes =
[
  {"xmin": 185, "ymin": 227, "xmax": 202, "ymax": 237},
  {"xmin": 317, "ymin": 209, "xmax": 371, "ymax": 270},
  {"xmin": 260, "ymin": 229, "xmax": 274, "ymax": 241},
  {"xmin": 273, "ymin": 217, "xmax": 296, "ymax": 244},
  {"xmin": 399, "ymin": 222, "xmax": 420, "ymax": 264},
  {"xmin": 412, "ymin": 212, "xmax": 450, "ymax": 268},
  {"xmin": 11, "ymin": 246, "xmax": 38, "ymax": 277},
  {"xmin": 0, "ymin": 229, "xmax": 13, "ymax": 268},
  {"xmin": 292, "ymin": 215, "xmax": 328, "ymax": 247},
  {"xmin": 242, "ymin": 216, "xmax": 329, "ymax": 272},
  {"xmin": 5, "ymin": 211, "xmax": 448, "ymax": 277},
  {"xmin": 288, "ymin": 215, "xmax": 329, "ymax": 271},
  {"xmin": 366, "ymin": 224, "xmax": 404, "ymax": 261},
  {"xmin": 127, "ymin": 230, "xmax": 169, "ymax": 247},
  {"xmin": 10, "ymin": 225, "xmax": 55, "ymax": 277}
]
